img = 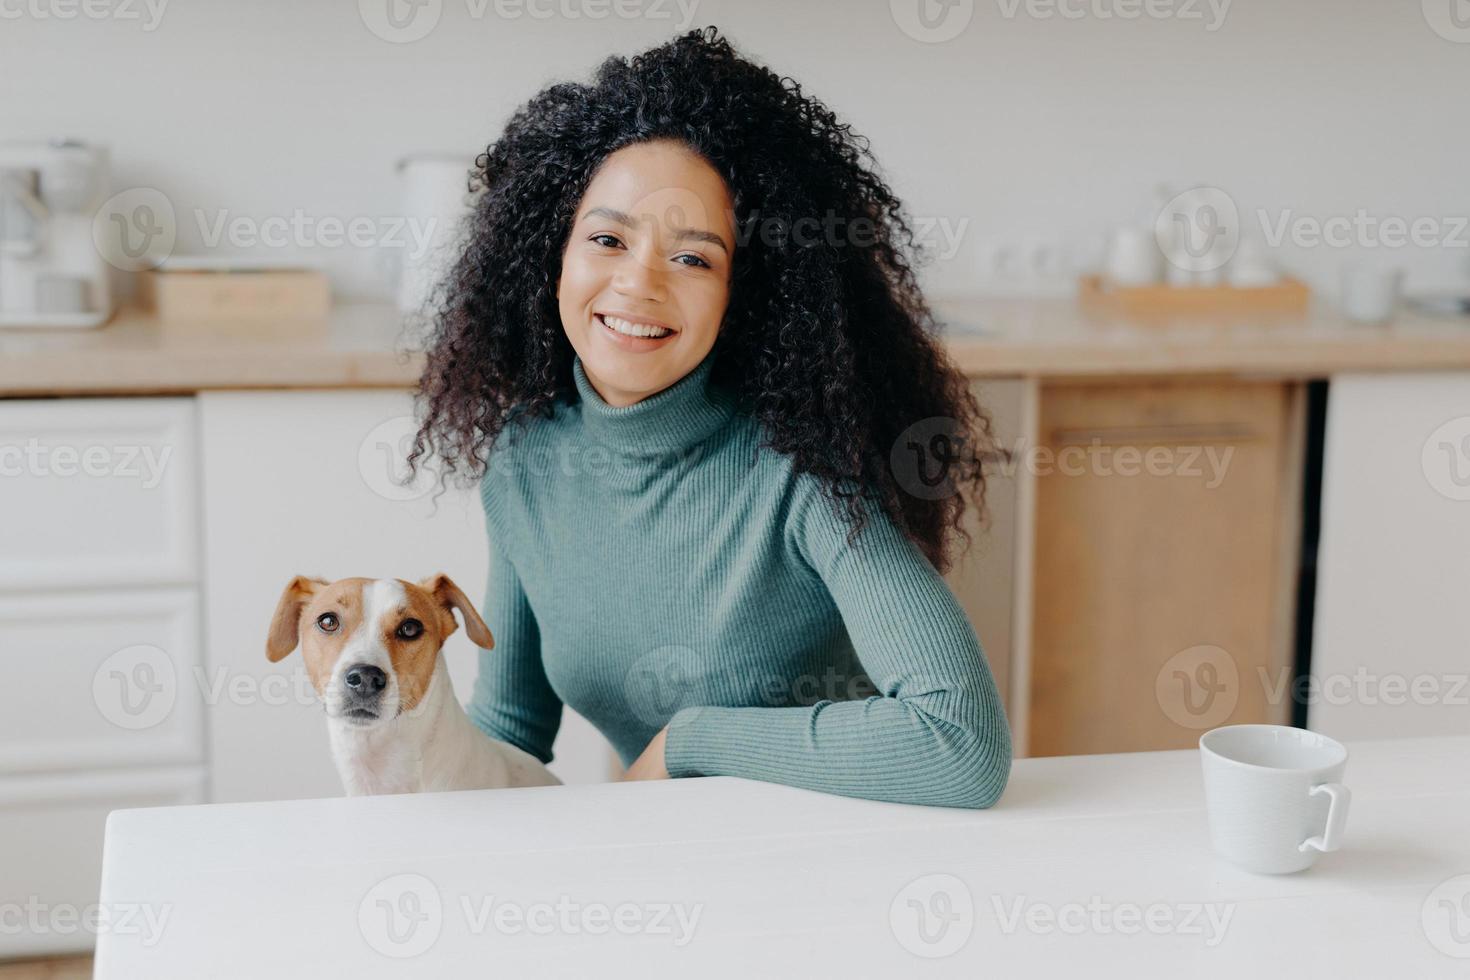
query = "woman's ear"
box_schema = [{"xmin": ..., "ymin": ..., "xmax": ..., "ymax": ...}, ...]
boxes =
[
  {"xmin": 419, "ymin": 572, "xmax": 496, "ymax": 650},
  {"xmin": 266, "ymin": 575, "xmax": 327, "ymax": 662}
]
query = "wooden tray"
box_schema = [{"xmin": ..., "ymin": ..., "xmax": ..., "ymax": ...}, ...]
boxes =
[
  {"xmin": 142, "ymin": 266, "xmax": 331, "ymax": 323},
  {"xmin": 1079, "ymin": 275, "xmax": 1310, "ymax": 315}
]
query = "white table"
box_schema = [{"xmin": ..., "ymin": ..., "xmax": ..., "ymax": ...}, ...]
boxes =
[{"xmin": 94, "ymin": 735, "xmax": 1470, "ymax": 978}]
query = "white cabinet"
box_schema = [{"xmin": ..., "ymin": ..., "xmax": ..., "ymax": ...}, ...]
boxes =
[
  {"xmin": 0, "ymin": 397, "xmax": 205, "ymax": 959},
  {"xmin": 0, "ymin": 398, "xmax": 198, "ymax": 591},
  {"xmin": 197, "ymin": 389, "xmax": 615, "ymax": 804},
  {"xmin": 1312, "ymin": 373, "xmax": 1470, "ymax": 739},
  {"xmin": 0, "ymin": 589, "xmax": 202, "ymax": 774}
]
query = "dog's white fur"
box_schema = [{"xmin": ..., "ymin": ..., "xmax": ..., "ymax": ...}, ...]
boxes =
[
  {"xmin": 270, "ymin": 575, "xmax": 560, "ymax": 796},
  {"xmin": 328, "ymin": 654, "xmax": 559, "ymax": 795}
]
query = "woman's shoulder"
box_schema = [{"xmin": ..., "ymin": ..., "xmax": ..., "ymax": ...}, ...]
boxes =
[
  {"xmin": 725, "ymin": 421, "xmax": 847, "ymax": 537},
  {"xmin": 763, "ymin": 444, "xmax": 898, "ymax": 563},
  {"xmin": 478, "ymin": 400, "xmax": 576, "ymax": 501}
]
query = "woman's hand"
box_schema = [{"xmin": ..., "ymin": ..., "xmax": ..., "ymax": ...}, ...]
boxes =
[{"xmin": 621, "ymin": 726, "xmax": 670, "ymax": 781}]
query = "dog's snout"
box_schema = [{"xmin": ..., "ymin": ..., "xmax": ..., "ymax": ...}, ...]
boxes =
[{"xmin": 344, "ymin": 664, "xmax": 387, "ymax": 694}]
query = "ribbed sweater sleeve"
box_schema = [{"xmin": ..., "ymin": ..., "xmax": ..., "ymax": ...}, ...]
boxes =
[
  {"xmin": 466, "ymin": 510, "xmax": 564, "ymax": 765},
  {"xmin": 663, "ymin": 477, "xmax": 1013, "ymax": 809}
]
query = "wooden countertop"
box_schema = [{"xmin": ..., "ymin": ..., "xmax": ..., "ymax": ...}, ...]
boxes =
[
  {"xmin": 934, "ymin": 296, "xmax": 1470, "ymax": 379},
  {"xmin": 3, "ymin": 298, "xmax": 1470, "ymax": 397}
]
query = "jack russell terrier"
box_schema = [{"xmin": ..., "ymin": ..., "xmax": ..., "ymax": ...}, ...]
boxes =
[{"xmin": 266, "ymin": 573, "xmax": 560, "ymax": 796}]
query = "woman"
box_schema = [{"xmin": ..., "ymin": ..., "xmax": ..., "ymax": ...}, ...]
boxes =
[{"xmin": 408, "ymin": 27, "xmax": 1010, "ymax": 808}]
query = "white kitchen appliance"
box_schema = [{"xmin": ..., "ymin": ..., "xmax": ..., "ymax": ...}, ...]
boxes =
[{"xmin": 0, "ymin": 140, "xmax": 113, "ymax": 329}]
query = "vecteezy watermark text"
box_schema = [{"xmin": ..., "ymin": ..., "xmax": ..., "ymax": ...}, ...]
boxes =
[
  {"xmin": 890, "ymin": 420, "xmax": 1237, "ymax": 501},
  {"xmin": 0, "ymin": 898, "xmax": 172, "ymax": 946},
  {"xmin": 1258, "ymin": 209, "xmax": 1470, "ymax": 250},
  {"xmin": 0, "ymin": 438, "xmax": 172, "ymax": 489},
  {"xmin": 990, "ymin": 894, "xmax": 1235, "ymax": 946},
  {"xmin": 1156, "ymin": 643, "xmax": 1470, "ymax": 731},
  {"xmin": 994, "ymin": 0, "xmax": 1231, "ymax": 31},
  {"xmin": 357, "ymin": 874, "xmax": 702, "ymax": 958},
  {"xmin": 194, "ymin": 209, "xmax": 441, "ymax": 260},
  {"xmin": 0, "ymin": 0, "xmax": 168, "ymax": 30},
  {"xmin": 358, "ymin": 0, "xmax": 700, "ymax": 44}
]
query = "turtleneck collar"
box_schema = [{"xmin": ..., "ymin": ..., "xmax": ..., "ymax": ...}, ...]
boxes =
[{"xmin": 571, "ymin": 346, "xmax": 739, "ymax": 455}]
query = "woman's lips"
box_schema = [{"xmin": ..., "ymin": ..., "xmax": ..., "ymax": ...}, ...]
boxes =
[{"xmin": 595, "ymin": 313, "xmax": 678, "ymax": 352}]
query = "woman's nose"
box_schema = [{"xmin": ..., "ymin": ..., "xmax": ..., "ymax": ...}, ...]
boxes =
[{"xmin": 611, "ymin": 245, "xmax": 668, "ymax": 301}]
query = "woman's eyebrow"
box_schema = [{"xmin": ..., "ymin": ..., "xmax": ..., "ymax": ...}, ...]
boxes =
[{"xmin": 583, "ymin": 205, "xmax": 729, "ymax": 254}]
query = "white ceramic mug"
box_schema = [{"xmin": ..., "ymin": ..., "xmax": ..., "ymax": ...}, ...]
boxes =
[
  {"xmin": 1199, "ymin": 724, "xmax": 1351, "ymax": 874},
  {"xmin": 1339, "ymin": 264, "xmax": 1403, "ymax": 324}
]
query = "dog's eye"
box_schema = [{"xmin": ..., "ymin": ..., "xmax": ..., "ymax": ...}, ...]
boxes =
[
  {"xmin": 396, "ymin": 619, "xmax": 423, "ymax": 641},
  {"xmin": 316, "ymin": 613, "xmax": 340, "ymax": 633}
]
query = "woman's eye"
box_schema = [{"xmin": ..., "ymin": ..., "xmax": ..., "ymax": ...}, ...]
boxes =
[
  {"xmin": 315, "ymin": 613, "xmax": 339, "ymax": 633},
  {"xmin": 397, "ymin": 619, "xmax": 424, "ymax": 641},
  {"xmin": 589, "ymin": 234, "xmax": 708, "ymax": 269}
]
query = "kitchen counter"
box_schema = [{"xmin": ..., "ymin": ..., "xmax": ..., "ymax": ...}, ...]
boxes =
[
  {"xmin": 94, "ymin": 734, "xmax": 1470, "ymax": 978},
  {"xmin": 0, "ymin": 305, "xmax": 420, "ymax": 397},
  {"xmin": 3, "ymin": 298, "xmax": 1470, "ymax": 396},
  {"xmin": 933, "ymin": 296, "xmax": 1470, "ymax": 378}
]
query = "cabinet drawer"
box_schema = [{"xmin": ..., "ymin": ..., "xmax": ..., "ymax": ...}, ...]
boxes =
[
  {"xmin": 0, "ymin": 397, "xmax": 198, "ymax": 591},
  {"xmin": 0, "ymin": 766, "xmax": 205, "ymax": 958},
  {"xmin": 0, "ymin": 589, "xmax": 204, "ymax": 774}
]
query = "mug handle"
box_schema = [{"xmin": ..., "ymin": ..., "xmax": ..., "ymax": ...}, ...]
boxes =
[{"xmin": 1298, "ymin": 782, "xmax": 1351, "ymax": 853}]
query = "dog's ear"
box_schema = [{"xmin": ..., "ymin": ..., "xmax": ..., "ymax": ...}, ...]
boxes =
[
  {"xmin": 267, "ymin": 575, "xmax": 327, "ymax": 663},
  {"xmin": 419, "ymin": 572, "xmax": 495, "ymax": 650}
]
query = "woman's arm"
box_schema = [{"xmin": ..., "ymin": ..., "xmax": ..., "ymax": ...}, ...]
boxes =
[
  {"xmin": 662, "ymin": 475, "xmax": 1012, "ymax": 809},
  {"xmin": 465, "ymin": 523, "xmax": 564, "ymax": 764}
]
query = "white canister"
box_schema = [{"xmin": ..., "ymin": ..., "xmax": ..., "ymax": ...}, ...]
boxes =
[{"xmin": 396, "ymin": 155, "xmax": 474, "ymax": 315}]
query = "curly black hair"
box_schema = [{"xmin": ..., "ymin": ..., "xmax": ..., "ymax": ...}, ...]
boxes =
[{"xmin": 406, "ymin": 26, "xmax": 994, "ymax": 573}]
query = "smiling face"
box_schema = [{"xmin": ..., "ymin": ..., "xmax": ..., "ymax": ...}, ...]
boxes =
[
  {"xmin": 265, "ymin": 574, "xmax": 494, "ymax": 728},
  {"xmin": 557, "ymin": 139, "xmax": 736, "ymax": 407}
]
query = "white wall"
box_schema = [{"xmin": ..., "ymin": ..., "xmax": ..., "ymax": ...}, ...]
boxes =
[{"xmin": 3, "ymin": 0, "xmax": 1466, "ymax": 301}]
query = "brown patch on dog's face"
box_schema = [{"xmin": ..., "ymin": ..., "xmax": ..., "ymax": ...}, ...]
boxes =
[
  {"xmin": 267, "ymin": 576, "xmax": 370, "ymax": 697},
  {"xmin": 380, "ymin": 580, "xmax": 449, "ymax": 710},
  {"xmin": 266, "ymin": 574, "xmax": 495, "ymax": 716},
  {"xmin": 388, "ymin": 574, "xmax": 496, "ymax": 710}
]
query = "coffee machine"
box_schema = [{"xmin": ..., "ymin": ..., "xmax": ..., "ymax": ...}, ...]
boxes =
[{"xmin": 0, "ymin": 140, "xmax": 113, "ymax": 329}]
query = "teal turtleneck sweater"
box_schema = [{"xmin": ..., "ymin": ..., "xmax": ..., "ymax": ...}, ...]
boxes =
[{"xmin": 468, "ymin": 346, "xmax": 1012, "ymax": 809}]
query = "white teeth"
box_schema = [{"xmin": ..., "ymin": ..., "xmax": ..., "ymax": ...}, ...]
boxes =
[{"xmin": 601, "ymin": 314, "xmax": 672, "ymax": 339}]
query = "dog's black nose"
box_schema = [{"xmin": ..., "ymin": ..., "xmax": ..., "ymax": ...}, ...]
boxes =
[{"xmin": 344, "ymin": 664, "xmax": 387, "ymax": 694}]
